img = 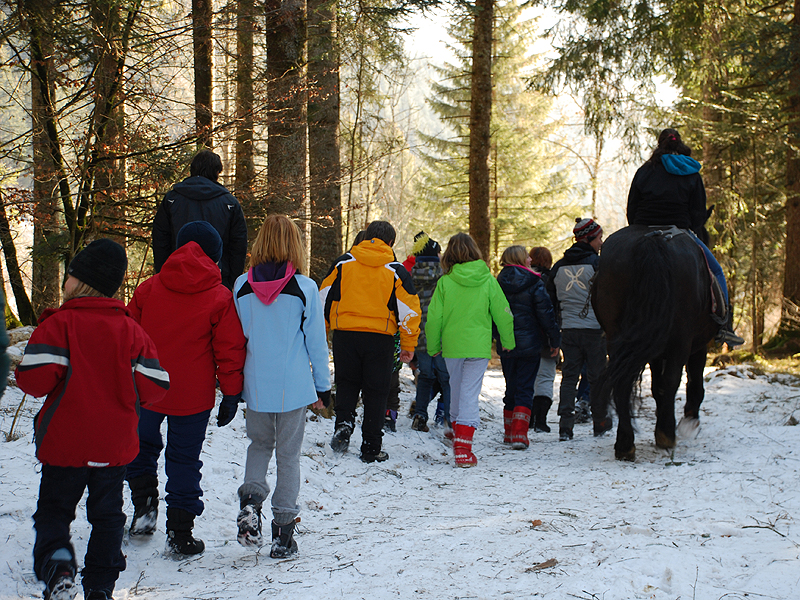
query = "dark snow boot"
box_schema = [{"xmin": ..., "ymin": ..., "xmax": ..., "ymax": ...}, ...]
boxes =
[
  {"xmin": 715, "ymin": 304, "xmax": 745, "ymax": 348},
  {"xmin": 532, "ymin": 396, "xmax": 552, "ymax": 433},
  {"xmin": 383, "ymin": 409, "xmax": 397, "ymax": 432},
  {"xmin": 166, "ymin": 507, "xmax": 205, "ymax": 556},
  {"xmin": 42, "ymin": 550, "xmax": 77, "ymax": 600},
  {"xmin": 330, "ymin": 422, "xmax": 353, "ymax": 453},
  {"xmin": 237, "ymin": 495, "xmax": 264, "ymax": 547},
  {"xmin": 128, "ymin": 474, "xmax": 159, "ymax": 536},
  {"xmin": 270, "ymin": 520, "xmax": 298, "ymax": 559}
]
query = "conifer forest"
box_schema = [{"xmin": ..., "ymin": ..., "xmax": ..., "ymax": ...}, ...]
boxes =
[{"xmin": 0, "ymin": 0, "xmax": 798, "ymax": 356}]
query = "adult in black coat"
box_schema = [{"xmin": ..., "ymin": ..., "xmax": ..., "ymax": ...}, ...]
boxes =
[
  {"xmin": 495, "ymin": 246, "xmax": 561, "ymax": 450},
  {"xmin": 152, "ymin": 150, "xmax": 248, "ymax": 290}
]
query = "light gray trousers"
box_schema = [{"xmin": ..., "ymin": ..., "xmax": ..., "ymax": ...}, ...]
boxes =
[
  {"xmin": 533, "ymin": 355, "xmax": 557, "ymax": 398},
  {"xmin": 444, "ymin": 357, "xmax": 489, "ymax": 429},
  {"xmin": 238, "ymin": 406, "xmax": 305, "ymax": 526}
]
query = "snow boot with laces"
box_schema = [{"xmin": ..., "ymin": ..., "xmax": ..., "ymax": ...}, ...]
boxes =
[
  {"xmin": 270, "ymin": 520, "xmax": 298, "ymax": 558},
  {"xmin": 128, "ymin": 474, "xmax": 159, "ymax": 536},
  {"xmin": 237, "ymin": 494, "xmax": 264, "ymax": 547},
  {"xmin": 42, "ymin": 550, "xmax": 77, "ymax": 600},
  {"xmin": 330, "ymin": 422, "xmax": 353, "ymax": 453},
  {"xmin": 166, "ymin": 507, "xmax": 205, "ymax": 556}
]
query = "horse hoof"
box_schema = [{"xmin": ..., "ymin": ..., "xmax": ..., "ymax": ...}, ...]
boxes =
[
  {"xmin": 593, "ymin": 417, "xmax": 613, "ymax": 437},
  {"xmin": 615, "ymin": 446, "xmax": 636, "ymax": 462},
  {"xmin": 655, "ymin": 430, "xmax": 676, "ymax": 449},
  {"xmin": 677, "ymin": 417, "xmax": 700, "ymax": 439}
]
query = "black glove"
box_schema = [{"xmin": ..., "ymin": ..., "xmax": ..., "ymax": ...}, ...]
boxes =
[
  {"xmin": 317, "ymin": 390, "xmax": 331, "ymax": 408},
  {"xmin": 217, "ymin": 393, "xmax": 241, "ymax": 427}
]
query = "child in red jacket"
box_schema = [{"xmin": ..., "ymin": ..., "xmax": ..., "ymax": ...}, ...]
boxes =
[
  {"xmin": 16, "ymin": 239, "xmax": 170, "ymax": 600},
  {"xmin": 126, "ymin": 221, "xmax": 246, "ymax": 555}
]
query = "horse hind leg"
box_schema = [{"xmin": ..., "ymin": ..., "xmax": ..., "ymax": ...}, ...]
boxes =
[
  {"xmin": 613, "ymin": 380, "xmax": 636, "ymax": 461},
  {"xmin": 678, "ymin": 347, "xmax": 707, "ymax": 439},
  {"xmin": 651, "ymin": 357, "xmax": 683, "ymax": 450}
]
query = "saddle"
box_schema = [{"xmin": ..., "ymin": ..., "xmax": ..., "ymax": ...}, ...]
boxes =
[{"xmin": 644, "ymin": 226, "xmax": 727, "ymax": 324}]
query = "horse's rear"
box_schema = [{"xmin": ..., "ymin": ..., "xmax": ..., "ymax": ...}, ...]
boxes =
[{"xmin": 592, "ymin": 225, "xmax": 717, "ymax": 460}]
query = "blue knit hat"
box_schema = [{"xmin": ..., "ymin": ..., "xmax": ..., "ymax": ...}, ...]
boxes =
[{"xmin": 176, "ymin": 221, "xmax": 223, "ymax": 263}]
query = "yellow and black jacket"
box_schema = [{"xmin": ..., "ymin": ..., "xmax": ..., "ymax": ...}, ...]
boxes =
[{"xmin": 319, "ymin": 239, "xmax": 421, "ymax": 352}]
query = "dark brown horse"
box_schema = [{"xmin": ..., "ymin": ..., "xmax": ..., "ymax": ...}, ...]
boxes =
[{"xmin": 591, "ymin": 225, "xmax": 719, "ymax": 461}]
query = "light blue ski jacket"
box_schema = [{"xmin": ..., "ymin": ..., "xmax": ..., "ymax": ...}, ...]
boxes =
[{"xmin": 233, "ymin": 266, "xmax": 331, "ymax": 413}]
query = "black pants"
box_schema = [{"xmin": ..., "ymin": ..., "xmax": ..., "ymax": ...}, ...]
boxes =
[
  {"xmin": 558, "ymin": 328, "xmax": 607, "ymax": 429},
  {"xmin": 33, "ymin": 465, "xmax": 127, "ymax": 595},
  {"xmin": 332, "ymin": 330, "xmax": 395, "ymax": 454}
]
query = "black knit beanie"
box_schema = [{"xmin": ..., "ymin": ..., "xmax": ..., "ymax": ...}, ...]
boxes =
[
  {"xmin": 67, "ymin": 239, "xmax": 128, "ymax": 297},
  {"xmin": 176, "ymin": 221, "xmax": 223, "ymax": 263}
]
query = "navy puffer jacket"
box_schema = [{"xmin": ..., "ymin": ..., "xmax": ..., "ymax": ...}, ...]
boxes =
[{"xmin": 496, "ymin": 265, "xmax": 561, "ymax": 358}]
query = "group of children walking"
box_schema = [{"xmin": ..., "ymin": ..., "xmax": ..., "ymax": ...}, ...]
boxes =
[
  {"xmin": 15, "ymin": 219, "xmax": 570, "ymax": 600},
  {"xmin": 16, "ymin": 216, "xmax": 330, "ymax": 600}
]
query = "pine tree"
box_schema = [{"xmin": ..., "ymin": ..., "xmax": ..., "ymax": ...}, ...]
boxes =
[{"xmin": 415, "ymin": 0, "xmax": 574, "ymax": 266}]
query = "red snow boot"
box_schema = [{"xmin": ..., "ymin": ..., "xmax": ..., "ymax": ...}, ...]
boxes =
[
  {"xmin": 510, "ymin": 407, "xmax": 531, "ymax": 449},
  {"xmin": 453, "ymin": 423, "xmax": 477, "ymax": 467},
  {"xmin": 503, "ymin": 409, "xmax": 513, "ymax": 443}
]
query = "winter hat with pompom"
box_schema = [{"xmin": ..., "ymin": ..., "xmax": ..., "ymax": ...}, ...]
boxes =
[
  {"xmin": 411, "ymin": 231, "xmax": 442, "ymax": 257},
  {"xmin": 573, "ymin": 218, "xmax": 602, "ymax": 243}
]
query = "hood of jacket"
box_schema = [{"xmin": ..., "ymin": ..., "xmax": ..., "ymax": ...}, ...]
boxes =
[
  {"xmin": 158, "ymin": 242, "xmax": 222, "ymax": 293},
  {"xmin": 247, "ymin": 261, "xmax": 297, "ymax": 305},
  {"xmin": 497, "ymin": 264, "xmax": 540, "ymax": 295},
  {"xmin": 171, "ymin": 176, "xmax": 231, "ymax": 201},
  {"xmin": 562, "ymin": 242, "xmax": 598, "ymax": 263},
  {"xmin": 448, "ymin": 260, "xmax": 492, "ymax": 287},
  {"xmin": 350, "ymin": 238, "xmax": 396, "ymax": 267},
  {"xmin": 661, "ymin": 154, "xmax": 702, "ymax": 176}
]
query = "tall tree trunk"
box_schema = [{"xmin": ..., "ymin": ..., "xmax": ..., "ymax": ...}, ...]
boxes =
[
  {"xmin": 235, "ymin": 0, "xmax": 258, "ymax": 235},
  {"xmin": 30, "ymin": 0, "xmax": 61, "ymax": 313},
  {"xmin": 265, "ymin": 0, "xmax": 308, "ymax": 219},
  {"xmin": 784, "ymin": 0, "xmax": 800, "ymax": 334},
  {"xmin": 308, "ymin": 0, "xmax": 341, "ymax": 282},
  {"xmin": 23, "ymin": 0, "xmax": 77, "ymax": 263},
  {"xmin": 91, "ymin": 0, "xmax": 127, "ymax": 242},
  {"xmin": 193, "ymin": 0, "xmax": 214, "ymax": 147},
  {"xmin": 0, "ymin": 193, "xmax": 35, "ymax": 325},
  {"xmin": 468, "ymin": 0, "xmax": 493, "ymax": 260}
]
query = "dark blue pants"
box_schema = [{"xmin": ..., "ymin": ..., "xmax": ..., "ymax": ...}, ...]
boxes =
[
  {"xmin": 33, "ymin": 465, "xmax": 127, "ymax": 595},
  {"xmin": 500, "ymin": 355, "xmax": 541, "ymax": 412},
  {"xmin": 413, "ymin": 350, "xmax": 451, "ymax": 423},
  {"xmin": 691, "ymin": 232, "xmax": 728, "ymax": 303},
  {"xmin": 126, "ymin": 408, "xmax": 210, "ymax": 516}
]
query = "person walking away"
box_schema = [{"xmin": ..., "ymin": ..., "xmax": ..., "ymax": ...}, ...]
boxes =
[
  {"xmin": 408, "ymin": 232, "xmax": 451, "ymax": 434},
  {"xmin": 320, "ymin": 220, "xmax": 421, "ymax": 463},
  {"xmin": 233, "ymin": 215, "xmax": 331, "ymax": 557},
  {"xmin": 496, "ymin": 246, "xmax": 560, "ymax": 449},
  {"xmin": 127, "ymin": 221, "xmax": 246, "ymax": 556},
  {"xmin": 627, "ymin": 128, "xmax": 744, "ymax": 347},
  {"xmin": 152, "ymin": 149, "xmax": 248, "ymax": 290},
  {"xmin": 16, "ymin": 240, "xmax": 170, "ymax": 600},
  {"xmin": 426, "ymin": 233, "xmax": 515, "ymax": 466},
  {"xmin": 528, "ymin": 247, "xmax": 558, "ymax": 433},
  {"xmin": 547, "ymin": 218, "xmax": 608, "ymax": 442}
]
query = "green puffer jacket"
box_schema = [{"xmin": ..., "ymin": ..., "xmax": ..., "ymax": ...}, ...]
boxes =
[{"xmin": 426, "ymin": 260, "xmax": 515, "ymax": 359}]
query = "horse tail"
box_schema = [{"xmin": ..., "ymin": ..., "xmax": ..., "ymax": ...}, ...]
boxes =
[{"xmin": 600, "ymin": 233, "xmax": 675, "ymax": 412}]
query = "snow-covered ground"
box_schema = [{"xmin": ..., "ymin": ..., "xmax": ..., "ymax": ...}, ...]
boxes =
[{"xmin": 1, "ymin": 362, "xmax": 799, "ymax": 600}]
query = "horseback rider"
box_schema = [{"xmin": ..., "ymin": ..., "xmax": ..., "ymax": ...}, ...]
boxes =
[{"xmin": 627, "ymin": 128, "xmax": 744, "ymax": 348}]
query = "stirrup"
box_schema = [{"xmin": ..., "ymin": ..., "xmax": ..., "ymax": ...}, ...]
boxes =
[{"xmin": 715, "ymin": 328, "xmax": 745, "ymax": 348}]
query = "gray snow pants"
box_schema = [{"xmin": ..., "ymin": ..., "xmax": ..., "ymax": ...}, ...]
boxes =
[{"xmin": 238, "ymin": 406, "xmax": 305, "ymax": 526}]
